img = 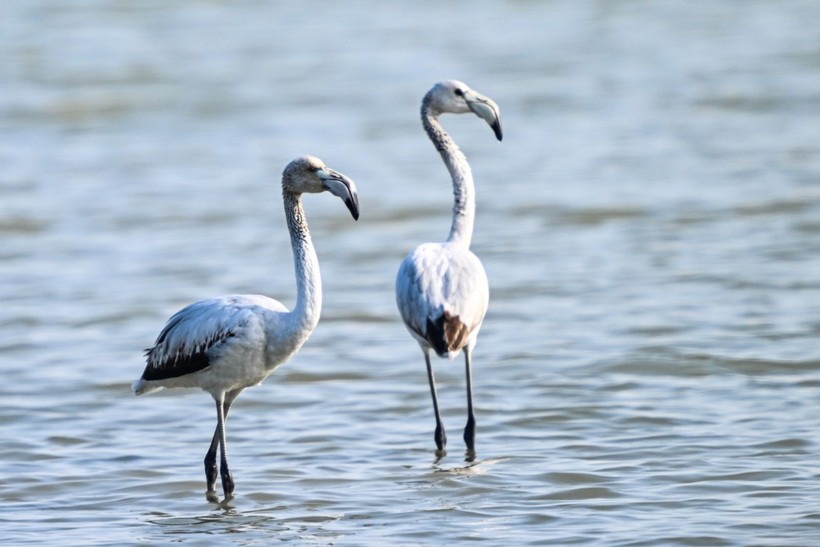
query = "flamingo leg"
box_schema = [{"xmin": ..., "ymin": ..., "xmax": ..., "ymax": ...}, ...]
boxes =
[
  {"xmin": 216, "ymin": 397, "xmax": 235, "ymax": 497},
  {"xmin": 205, "ymin": 395, "xmax": 235, "ymax": 497},
  {"xmin": 204, "ymin": 390, "xmax": 243, "ymax": 493},
  {"xmin": 424, "ymin": 352, "xmax": 447, "ymax": 452},
  {"xmin": 204, "ymin": 398, "xmax": 233, "ymax": 493},
  {"xmin": 463, "ymin": 347, "xmax": 476, "ymax": 453}
]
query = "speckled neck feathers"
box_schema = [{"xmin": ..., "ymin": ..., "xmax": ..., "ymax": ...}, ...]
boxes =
[
  {"xmin": 421, "ymin": 95, "xmax": 476, "ymax": 248},
  {"xmin": 282, "ymin": 190, "xmax": 321, "ymax": 336}
]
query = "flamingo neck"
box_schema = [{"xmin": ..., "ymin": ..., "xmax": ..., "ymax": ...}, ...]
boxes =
[
  {"xmin": 422, "ymin": 102, "xmax": 476, "ymax": 248},
  {"xmin": 283, "ymin": 191, "xmax": 321, "ymax": 337}
]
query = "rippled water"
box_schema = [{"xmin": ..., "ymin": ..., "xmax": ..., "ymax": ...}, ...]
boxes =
[{"xmin": 2, "ymin": 1, "xmax": 820, "ymax": 545}]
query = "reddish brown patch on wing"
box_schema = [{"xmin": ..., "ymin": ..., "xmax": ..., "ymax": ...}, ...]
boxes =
[{"xmin": 426, "ymin": 311, "xmax": 470, "ymax": 357}]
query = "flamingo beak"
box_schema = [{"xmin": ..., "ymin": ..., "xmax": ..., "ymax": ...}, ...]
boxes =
[
  {"xmin": 319, "ymin": 169, "xmax": 360, "ymax": 220},
  {"xmin": 466, "ymin": 94, "xmax": 503, "ymax": 141}
]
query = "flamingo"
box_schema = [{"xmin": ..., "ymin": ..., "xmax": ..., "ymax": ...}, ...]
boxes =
[
  {"xmin": 395, "ymin": 80, "xmax": 502, "ymax": 456},
  {"xmin": 132, "ymin": 155, "xmax": 359, "ymax": 498}
]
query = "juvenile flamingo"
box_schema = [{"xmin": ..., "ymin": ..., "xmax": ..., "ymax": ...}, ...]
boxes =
[
  {"xmin": 133, "ymin": 155, "xmax": 359, "ymax": 498},
  {"xmin": 395, "ymin": 80, "xmax": 502, "ymax": 456}
]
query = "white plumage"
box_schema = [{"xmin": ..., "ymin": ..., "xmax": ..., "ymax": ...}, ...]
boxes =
[
  {"xmin": 396, "ymin": 80, "xmax": 502, "ymax": 456},
  {"xmin": 133, "ymin": 155, "xmax": 359, "ymax": 499},
  {"xmin": 396, "ymin": 243, "xmax": 489, "ymax": 359}
]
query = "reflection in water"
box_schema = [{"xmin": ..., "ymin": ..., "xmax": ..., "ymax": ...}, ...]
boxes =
[
  {"xmin": 148, "ymin": 510, "xmax": 284, "ymax": 536},
  {"xmin": 433, "ymin": 457, "xmax": 507, "ymax": 477}
]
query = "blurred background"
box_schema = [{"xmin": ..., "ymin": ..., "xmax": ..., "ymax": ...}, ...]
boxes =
[{"xmin": 1, "ymin": 1, "xmax": 819, "ymax": 544}]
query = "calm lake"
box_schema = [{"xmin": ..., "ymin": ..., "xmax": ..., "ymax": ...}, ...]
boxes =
[{"xmin": 2, "ymin": 0, "xmax": 819, "ymax": 545}]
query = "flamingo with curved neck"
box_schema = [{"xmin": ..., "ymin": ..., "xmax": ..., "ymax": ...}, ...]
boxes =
[{"xmin": 396, "ymin": 80, "xmax": 502, "ymax": 457}]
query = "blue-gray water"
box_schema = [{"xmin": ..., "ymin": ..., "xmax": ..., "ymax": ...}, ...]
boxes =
[{"xmin": 2, "ymin": 1, "xmax": 820, "ymax": 545}]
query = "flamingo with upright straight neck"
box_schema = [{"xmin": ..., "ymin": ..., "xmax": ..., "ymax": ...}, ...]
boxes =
[{"xmin": 133, "ymin": 155, "xmax": 359, "ymax": 499}]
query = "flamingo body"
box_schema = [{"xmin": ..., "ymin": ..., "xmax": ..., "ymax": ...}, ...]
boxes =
[
  {"xmin": 396, "ymin": 242, "xmax": 489, "ymax": 359},
  {"xmin": 133, "ymin": 295, "xmax": 291, "ymax": 395}
]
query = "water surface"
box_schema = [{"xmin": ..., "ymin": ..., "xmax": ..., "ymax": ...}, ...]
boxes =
[{"xmin": 2, "ymin": 1, "xmax": 820, "ymax": 545}]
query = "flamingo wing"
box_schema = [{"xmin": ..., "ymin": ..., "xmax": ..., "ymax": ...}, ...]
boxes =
[{"xmin": 140, "ymin": 296, "xmax": 270, "ymax": 381}]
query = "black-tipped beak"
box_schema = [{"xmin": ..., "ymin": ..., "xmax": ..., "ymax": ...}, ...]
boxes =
[
  {"xmin": 344, "ymin": 193, "xmax": 360, "ymax": 221},
  {"xmin": 490, "ymin": 118, "xmax": 503, "ymax": 141},
  {"xmin": 321, "ymin": 169, "xmax": 360, "ymax": 221},
  {"xmin": 467, "ymin": 95, "xmax": 503, "ymax": 142}
]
